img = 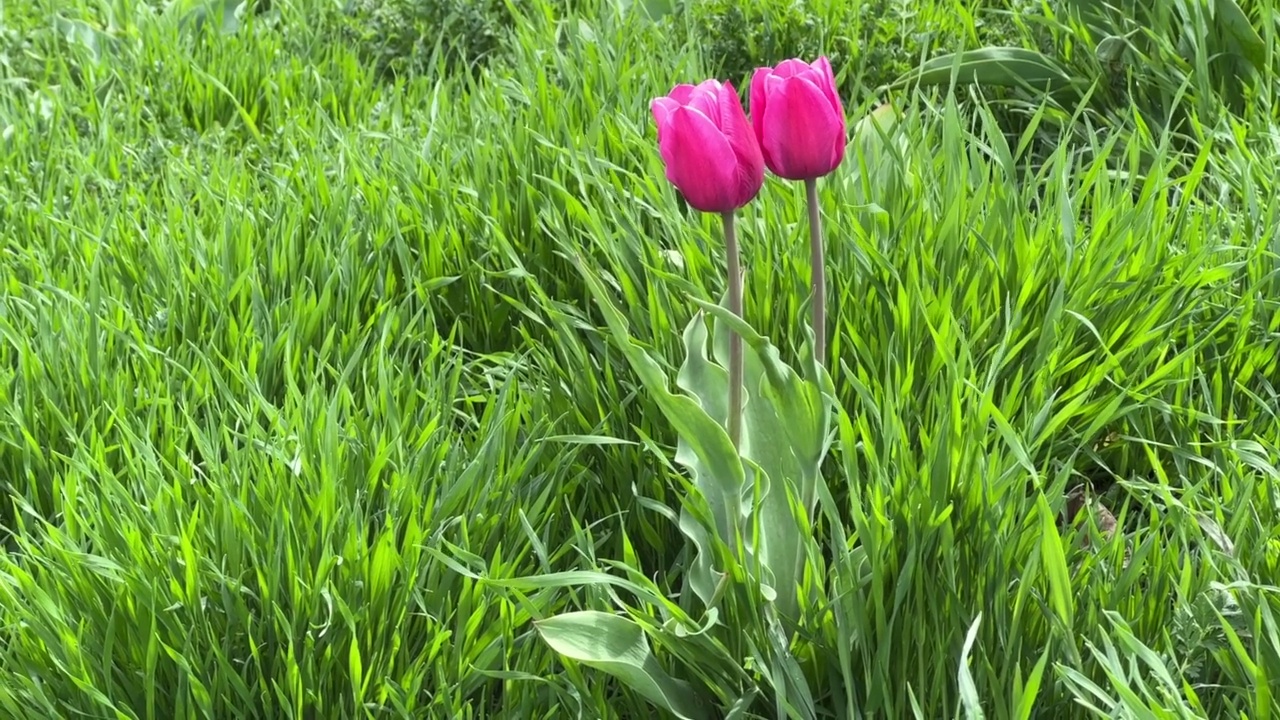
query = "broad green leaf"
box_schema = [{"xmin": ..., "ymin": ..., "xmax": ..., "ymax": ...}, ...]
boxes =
[
  {"xmin": 846, "ymin": 103, "xmax": 910, "ymax": 194},
  {"xmin": 1212, "ymin": 0, "xmax": 1267, "ymax": 72},
  {"xmin": 575, "ymin": 256, "xmax": 742, "ymax": 607},
  {"xmin": 574, "ymin": 249, "xmax": 837, "ymax": 623},
  {"xmin": 642, "ymin": 0, "xmax": 678, "ymax": 21},
  {"xmin": 54, "ymin": 16, "xmax": 116, "ymax": 64},
  {"xmin": 891, "ymin": 47, "xmax": 1084, "ymax": 102},
  {"xmin": 1095, "ymin": 35, "xmax": 1130, "ymax": 65},
  {"xmin": 535, "ymin": 612, "xmax": 705, "ymax": 719},
  {"xmin": 695, "ymin": 295, "xmax": 836, "ymax": 624},
  {"xmin": 176, "ymin": 0, "xmax": 248, "ymax": 35},
  {"xmin": 677, "ymin": 301, "xmax": 731, "ymax": 435},
  {"xmin": 610, "ymin": 0, "xmax": 680, "ymax": 21}
]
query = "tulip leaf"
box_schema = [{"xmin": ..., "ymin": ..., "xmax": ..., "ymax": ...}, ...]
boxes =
[
  {"xmin": 674, "ymin": 308, "xmax": 748, "ymax": 606},
  {"xmin": 641, "ymin": 0, "xmax": 679, "ymax": 22},
  {"xmin": 54, "ymin": 16, "xmax": 119, "ymax": 64},
  {"xmin": 573, "ymin": 255, "xmax": 741, "ymax": 608},
  {"xmin": 572, "ymin": 249, "xmax": 836, "ymax": 625},
  {"xmin": 1202, "ymin": 0, "xmax": 1267, "ymax": 73},
  {"xmin": 890, "ymin": 47, "xmax": 1084, "ymax": 103},
  {"xmin": 535, "ymin": 611, "xmax": 706, "ymax": 720},
  {"xmin": 175, "ymin": 0, "xmax": 249, "ymax": 36},
  {"xmin": 693, "ymin": 294, "xmax": 835, "ymax": 625},
  {"xmin": 845, "ymin": 103, "xmax": 910, "ymax": 202}
]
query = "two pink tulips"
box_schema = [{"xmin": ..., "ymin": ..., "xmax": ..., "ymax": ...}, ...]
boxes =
[
  {"xmin": 650, "ymin": 57, "xmax": 845, "ymax": 447},
  {"xmin": 649, "ymin": 57, "xmax": 845, "ymax": 209}
]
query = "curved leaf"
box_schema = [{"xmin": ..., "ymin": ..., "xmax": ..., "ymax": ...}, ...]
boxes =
[
  {"xmin": 574, "ymin": 256, "xmax": 740, "ymax": 607},
  {"xmin": 1213, "ymin": 0, "xmax": 1267, "ymax": 73},
  {"xmin": 535, "ymin": 611, "xmax": 706, "ymax": 719},
  {"xmin": 694, "ymin": 296, "xmax": 836, "ymax": 624},
  {"xmin": 891, "ymin": 47, "xmax": 1085, "ymax": 102}
]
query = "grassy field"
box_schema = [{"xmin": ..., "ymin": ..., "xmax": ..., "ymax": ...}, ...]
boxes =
[{"xmin": 2, "ymin": 0, "xmax": 1280, "ymax": 717}]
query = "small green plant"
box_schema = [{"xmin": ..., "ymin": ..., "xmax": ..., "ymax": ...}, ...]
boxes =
[
  {"xmin": 338, "ymin": 0, "xmax": 518, "ymax": 80},
  {"xmin": 689, "ymin": 0, "xmax": 831, "ymax": 88},
  {"xmin": 685, "ymin": 0, "xmax": 1033, "ymax": 107},
  {"xmin": 886, "ymin": 0, "xmax": 1275, "ymax": 180}
]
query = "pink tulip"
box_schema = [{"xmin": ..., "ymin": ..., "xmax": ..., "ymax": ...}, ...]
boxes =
[
  {"xmin": 749, "ymin": 57, "xmax": 846, "ymax": 180},
  {"xmin": 651, "ymin": 79, "xmax": 765, "ymax": 214}
]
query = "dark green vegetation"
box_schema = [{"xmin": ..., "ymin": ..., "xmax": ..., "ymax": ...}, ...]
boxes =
[{"xmin": 1, "ymin": 0, "xmax": 1278, "ymax": 717}]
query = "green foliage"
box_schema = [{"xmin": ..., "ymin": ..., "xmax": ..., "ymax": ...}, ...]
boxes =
[
  {"xmin": 1052, "ymin": 0, "xmax": 1269, "ymax": 120},
  {"xmin": 686, "ymin": 0, "xmax": 1031, "ymax": 101},
  {"xmin": 532, "ymin": 260, "xmax": 841, "ymax": 714},
  {"xmin": 337, "ymin": 0, "xmax": 522, "ymax": 79},
  {"xmin": 847, "ymin": 0, "xmax": 935, "ymax": 89},
  {"xmin": 574, "ymin": 256, "xmax": 835, "ymax": 621},
  {"xmin": 534, "ymin": 611, "xmax": 708, "ymax": 718},
  {"xmin": 891, "ymin": 0, "xmax": 1278, "ymax": 177},
  {"xmin": 688, "ymin": 0, "xmax": 831, "ymax": 88}
]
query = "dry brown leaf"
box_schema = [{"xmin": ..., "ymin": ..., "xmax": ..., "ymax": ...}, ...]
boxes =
[{"xmin": 1061, "ymin": 485, "xmax": 1129, "ymax": 568}]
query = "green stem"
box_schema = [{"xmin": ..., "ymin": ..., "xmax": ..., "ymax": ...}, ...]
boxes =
[
  {"xmin": 805, "ymin": 178, "xmax": 826, "ymax": 367},
  {"xmin": 723, "ymin": 211, "xmax": 744, "ymax": 449}
]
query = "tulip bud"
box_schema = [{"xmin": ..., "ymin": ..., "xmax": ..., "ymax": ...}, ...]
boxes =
[
  {"xmin": 651, "ymin": 79, "xmax": 765, "ymax": 213},
  {"xmin": 749, "ymin": 57, "xmax": 846, "ymax": 181}
]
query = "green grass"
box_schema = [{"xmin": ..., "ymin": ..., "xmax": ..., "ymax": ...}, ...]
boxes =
[{"xmin": 1, "ymin": 0, "xmax": 1279, "ymax": 717}]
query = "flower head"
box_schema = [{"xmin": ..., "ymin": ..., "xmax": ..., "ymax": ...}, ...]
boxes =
[
  {"xmin": 749, "ymin": 57, "xmax": 846, "ymax": 180},
  {"xmin": 651, "ymin": 79, "xmax": 765, "ymax": 213}
]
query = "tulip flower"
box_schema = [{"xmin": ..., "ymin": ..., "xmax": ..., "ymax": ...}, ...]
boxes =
[
  {"xmin": 749, "ymin": 57, "xmax": 846, "ymax": 181},
  {"xmin": 651, "ymin": 79, "xmax": 765, "ymax": 214},
  {"xmin": 651, "ymin": 78, "xmax": 765, "ymax": 447},
  {"xmin": 749, "ymin": 57, "xmax": 846, "ymax": 367}
]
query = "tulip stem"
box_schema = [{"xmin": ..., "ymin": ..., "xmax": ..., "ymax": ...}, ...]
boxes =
[
  {"xmin": 722, "ymin": 211, "xmax": 744, "ymax": 449},
  {"xmin": 805, "ymin": 178, "xmax": 826, "ymax": 368}
]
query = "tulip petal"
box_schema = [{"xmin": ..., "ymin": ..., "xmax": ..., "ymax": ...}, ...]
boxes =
[
  {"xmin": 761, "ymin": 75, "xmax": 845, "ymax": 180},
  {"xmin": 716, "ymin": 81, "xmax": 764, "ymax": 207},
  {"xmin": 810, "ymin": 57, "xmax": 846, "ymax": 170},
  {"xmin": 651, "ymin": 96, "xmax": 682, "ymax": 143},
  {"xmin": 811, "ymin": 57, "xmax": 844, "ymax": 123},
  {"xmin": 658, "ymin": 106, "xmax": 739, "ymax": 213},
  {"xmin": 698, "ymin": 79, "xmax": 726, "ymax": 124},
  {"xmin": 688, "ymin": 90, "xmax": 721, "ymax": 127},
  {"xmin": 667, "ymin": 83, "xmax": 698, "ymax": 104},
  {"xmin": 694, "ymin": 78, "xmax": 722, "ymax": 93},
  {"xmin": 764, "ymin": 71, "xmax": 789, "ymax": 96},
  {"xmin": 749, "ymin": 67, "xmax": 771, "ymax": 159},
  {"xmin": 772, "ymin": 58, "xmax": 812, "ymax": 79}
]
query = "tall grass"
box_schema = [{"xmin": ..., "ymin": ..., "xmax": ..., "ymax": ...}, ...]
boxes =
[{"xmin": 0, "ymin": 0, "xmax": 1278, "ymax": 717}]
